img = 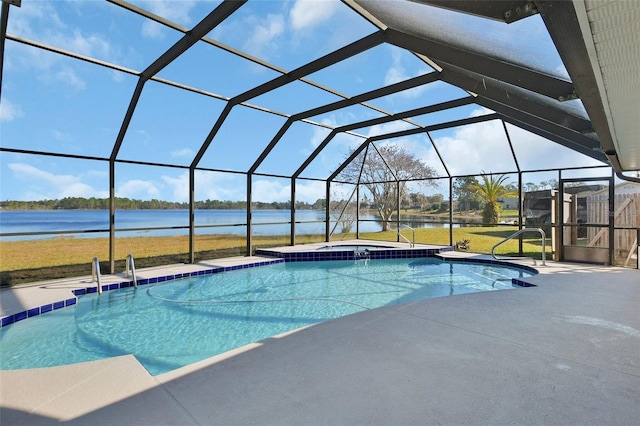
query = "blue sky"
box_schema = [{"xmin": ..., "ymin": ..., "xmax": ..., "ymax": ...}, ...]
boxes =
[{"xmin": 0, "ymin": 0, "xmax": 607, "ymax": 204}]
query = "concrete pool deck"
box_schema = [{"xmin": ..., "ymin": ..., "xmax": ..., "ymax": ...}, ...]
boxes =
[{"xmin": 1, "ymin": 242, "xmax": 638, "ymax": 425}]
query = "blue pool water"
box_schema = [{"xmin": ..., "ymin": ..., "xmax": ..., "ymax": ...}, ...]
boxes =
[{"xmin": 0, "ymin": 258, "xmax": 534, "ymax": 376}]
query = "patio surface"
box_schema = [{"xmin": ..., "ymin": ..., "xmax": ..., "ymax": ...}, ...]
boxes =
[{"xmin": 1, "ymin": 243, "xmax": 638, "ymax": 425}]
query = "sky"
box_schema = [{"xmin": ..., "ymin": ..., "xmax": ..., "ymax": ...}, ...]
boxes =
[{"xmin": 0, "ymin": 0, "xmax": 608, "ymax": 204}]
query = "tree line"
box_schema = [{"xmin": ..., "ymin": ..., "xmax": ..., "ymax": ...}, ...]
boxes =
[{"xmin": 0, "ymin": 197, "xmax": 327, "ymax": 211}]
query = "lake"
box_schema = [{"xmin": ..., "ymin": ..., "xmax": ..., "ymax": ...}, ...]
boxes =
[{"xmin": 0, "ymin": 210, "xmax": 453, "ymax": 241}]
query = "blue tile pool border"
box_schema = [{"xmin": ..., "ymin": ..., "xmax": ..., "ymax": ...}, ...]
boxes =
[
  {"xmin": 255, "ymin": 246, "xmax": 455, "ymax": 262},
  {"xmin": 1, "ymin": 248, "xmax": 538, "ymax": 329},
  {"xmin": 434, "ymin": 254, "xmax": 538, "ymax": 287}
]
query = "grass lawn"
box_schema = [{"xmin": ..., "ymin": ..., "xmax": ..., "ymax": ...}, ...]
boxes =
[
  {"xmin": 0, "ymin": 227, "xmax": 550, "ymax": 286},
  {"xmin": 355, "ymin": 226, "xmax": 547, "ymax": 256}
]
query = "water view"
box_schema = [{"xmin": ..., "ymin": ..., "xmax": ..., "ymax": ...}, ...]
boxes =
[{"xmin": 0, "ymin": 210, "xmax": 454, "ymax": 241}]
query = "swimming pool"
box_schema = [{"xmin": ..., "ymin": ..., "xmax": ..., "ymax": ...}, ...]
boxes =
[{"xmin": 0, "ymin": 257, "xmax": 535, "ymax": 376}]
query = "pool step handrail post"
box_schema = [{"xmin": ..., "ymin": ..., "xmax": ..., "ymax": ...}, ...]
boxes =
[
  {"xmin": 353, "ymin": 249, "xmax": 370, "ymax": 261},
  {"xmin": 126, "ymin": 253, "xmax": 138, "ymax": 288},
  {"xmin": 397, "ymin": 224, "xmax": 415, "ymax": 248},
  {"xmin": 491, "ymin": 227, "xmax": 546, "ymax": 266},
  {"xmin": 92, "ymin": 256, "xmax": 102, "ymax": 294}
]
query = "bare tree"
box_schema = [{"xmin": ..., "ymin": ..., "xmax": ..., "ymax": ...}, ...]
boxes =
[
  {"xmin": 336, "ymin": 143, "xmax": 436, "ymax": 231},
  {"xmin": 329, "ymin": 197, "xmax": 357, "ymax": 234}
]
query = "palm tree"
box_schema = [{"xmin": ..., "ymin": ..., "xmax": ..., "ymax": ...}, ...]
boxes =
[{"xmin": 475, "ymin": 173, "xmax": 517, "ymax": 225}]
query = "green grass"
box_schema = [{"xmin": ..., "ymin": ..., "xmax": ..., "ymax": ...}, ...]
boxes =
[
  {"xmin": 0, "ymin": 227, "xmax": 550, "ymax": 286},
  {"xmin": 354, "ymin": 226, "xmax": 548, "ymax": 256}
]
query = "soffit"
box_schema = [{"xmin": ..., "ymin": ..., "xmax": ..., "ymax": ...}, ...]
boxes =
[{"xmin": 580, "ymin": 0, "xmax": 640, "ymax": 171}]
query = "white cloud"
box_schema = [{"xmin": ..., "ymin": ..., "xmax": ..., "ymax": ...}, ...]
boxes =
[
  {"xmin": 289, "ymin": 0, "xmax": 340, "ymax": 30},
  {"xmin": 294, "ymin": 180, "xmax": 326, "ymax": 203},
  {"xmin": 7, "ymin": 1, "xmax": 64, "ymax": 37},
  {"xmin": 6, "ymin": 42, "xmax": 56, "ymax": 73},
  {"xmin": 171, "ymin": 148, "xmax": 195, "ymax": 158},
  {"xmin": 162, "ymin": 173, "xmax": 189, "ymax": 203},
  {"xmin": 329, "ymin": 181, "xmax": 358, "ymax": 200},
  {"xmin": 309, "ymin": 120, "xmax": 335, "ymax": 148},
  {"xmin": 194, "ymin": 170, "xmax": 245, "ymax": 201},
  {"xmin": 300, "ymin": 117, "xmax": 365, "ymax": 173},
  {"xmin": 384, "ymin": 49, "xmax": 431, "ymax": 99},
  {"xmin": 50, "ymin": 129, "xmax": 72, "ymax": 141},
  {"xmin": 9, "ymin": 162, "xmax": 71, "ymax": 184},
  {"xmin": 243, "ymin": 14, "xmax": 285, "ymax": 57},
  {"xmin": 302, "ymin": 117, "xmax": 358, "ymax": 161},
  {"xmin": 253, "ymin": 178, "xmax": 290, "ymax": 202},
  {"xmin": 7, "ymin": 162, "xmax": 106, "ymax": 200},
  {"xmin": 0, "ymin": 99, "xmax": 24, "ymax": 122},
  {"xmin": 469, "ymin": 106, "xmax": 494, "ymax": 118},
  {"xmin": 3, "ymin": 162, "xmax": 192, "ymax": 202},
  {"xmin": 384, "ymin": 66, "xmax": 406, "ymax": 87},
  {"xmin": 53, "ymin": 66, "xmax": 87, "ymax": 90},
  {"xmin": 138, "ymin": 0, "xmax": 197, "ymax": 38},
  {"xmin": 142, "ymin": 21, "xmax": 165, "ymax": 40},
  {"xmin": 431, "ymin": 120, "xmax": 514, "ymax": 176},
  {"xmin": 181, "ymin": 170, "xmax": 326, "ymax": 203},
  {"xmin": 111, "ymin": 69, "xmax": 127, "ymax": 83},
  {"xmin": 146, "ymin": 0, "xmax": 196, "ymax": 25},
  {"xmin": 6, "ymin": 1, "xmax": 120, "ymax": 85},
  {"xmin": 384, "ymin": 50, "xmax": 409, "ymax": 86},
  {"xmin": 116, "ymin": 179, "xmax": 161, "ymax": 199},
  {"xmin": 67, "ymin": 29, "xmax": 113, "ymax": 58},
  {"xmin": 298, "ymin": 129, "xmax": 367, "ymax": 180},
  {"xmin": 58, "ymin": 182, "xmax": 98, "ymax": 198},
  {"xmin": 86, "ymin": 169, "xmax": 108, "ymax": 179},
  {"xmin": 506, "ymin": 125, "xmax": 604, "ymax": 171},
  {"xmin": 428, "ymin": 108, "xmax": 604, "ymax": 177},
  {"xmin": 11, "ymin": 4, "xmax": 114, "ymax": 59},
  {"xmin": 133, "ymin": 129, "xmax": 152, "ymax": 146}
]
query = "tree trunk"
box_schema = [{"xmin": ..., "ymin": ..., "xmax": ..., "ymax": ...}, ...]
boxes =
[{"xmin": 379, "ymin": 208, "xmax": 392, "ymax": 231}]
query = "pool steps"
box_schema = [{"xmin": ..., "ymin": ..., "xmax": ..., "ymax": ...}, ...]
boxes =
[
  {"xmin": 1, "ymin": 258, "xmax": 284, "ymax": 328},
  {"xmin": 397, "ymin": 224, "xmax": 415, "ymax": 248},
  {"xmin": 491, "ymin": 227, "xmax": 547, "ymax": 266},
  {"xmin": 0, "ymin": 247, "xmax": 538, "ymax": 329}
]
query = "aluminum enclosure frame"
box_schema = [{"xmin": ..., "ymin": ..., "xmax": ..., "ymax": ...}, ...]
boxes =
[{"xmin": 1, "ymin": 0, "xmax": 635, "ymax": 271}]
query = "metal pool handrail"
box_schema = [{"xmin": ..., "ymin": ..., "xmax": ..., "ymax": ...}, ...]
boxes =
[
  {"xmin": 126, "ymin": 253, "xmax": 138, "ymax": 288},
  {"xmin": 491, "ymin": 227, "xmax": 546, "ymax": 266},
  {"xmin": 92, "ymin": 257, "xmax": 102, "ymax": 294},
  {"xmin": 397, "ymin": 224, "xmax": 415, "ymax": 248}
]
